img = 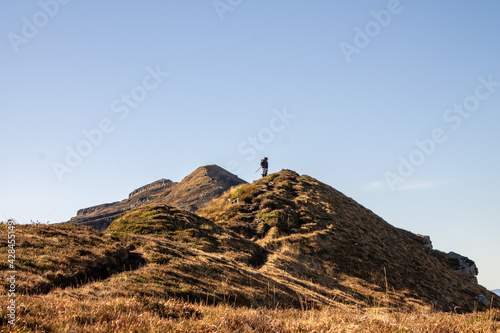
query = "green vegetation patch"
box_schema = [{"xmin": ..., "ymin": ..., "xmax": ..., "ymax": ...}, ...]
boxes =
[
  {"xmin": 108, "ymin": 205, "xmax": 198, "ymax": 235},
  {"xmin": 228, "ymin": 184, "xmax": 263, "ymax": 203}
]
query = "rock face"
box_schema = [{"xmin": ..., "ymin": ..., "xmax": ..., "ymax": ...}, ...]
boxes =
[
  {"xmin": 128, "ymin": 179, "xmax": 173, "ymax": 198},
  {"xmin": 76, "ymin": 202, "xmax": 118, "ymax": 216},
  {"xmin": 416, "ymin": 234, "xmax": 433, "ymax": 249},
  {"xmin": 67, "ymin": 165, "xmax": 246, "ymax": 231},
  {"xmin": 447, "ymin": 252, "xmax": 479, "ymax": 283}
]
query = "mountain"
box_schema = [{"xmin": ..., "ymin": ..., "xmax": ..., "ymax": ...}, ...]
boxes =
[
  {"xmin": 68, "ymin": 165, "xmax": 246, "ymax": 230},
  {"xmin": 39, "ymin": 167, "xmax": 497, "ymax": 314}
]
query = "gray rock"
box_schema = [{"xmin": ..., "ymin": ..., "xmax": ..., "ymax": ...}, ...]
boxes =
[
  {"xmin": 447, "ymin": 251, "xmax": 478, "ymax": 282},
  {"xmin": 416, "ymin": 234, "xmax": 433, "ymax": 249},
  {"xmin": 476, "ymin": 294, "xmax": 490, "ymax": 307}
]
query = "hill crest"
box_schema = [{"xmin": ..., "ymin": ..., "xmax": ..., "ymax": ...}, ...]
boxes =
[{"xmin": 68, "ymin": 165, "xmax": 246, "ymax": 230}]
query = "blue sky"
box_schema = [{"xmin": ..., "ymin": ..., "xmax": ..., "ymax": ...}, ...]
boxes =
[{"xmin": 1, "ymin": 1, "xmax": 499, "ymax": 290}]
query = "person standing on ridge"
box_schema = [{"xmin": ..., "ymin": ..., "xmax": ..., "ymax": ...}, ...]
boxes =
[{"xmin": 260, "ymin": 157, "xmax": 268, "ymax": 177}]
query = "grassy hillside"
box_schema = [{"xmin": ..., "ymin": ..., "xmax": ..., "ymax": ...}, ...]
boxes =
[
  {"xmin": 152, "ymin": 164, "xmax": 247, "ymax": 211},
  {"xmin": 199, "ymin": 170, "xmax": 498, "ymax": 312},
  {"xmin": 0, "ymin": 223, "xmax": 141, "ymax": 295},
  {"xmin": 2, "ymin": 169, "xmax": 499, "ymax": 331}
]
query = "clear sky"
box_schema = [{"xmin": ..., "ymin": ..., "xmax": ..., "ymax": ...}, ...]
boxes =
[{"xmin": 1, "ymin": 1, "xmax": 499, "ymax": 290}]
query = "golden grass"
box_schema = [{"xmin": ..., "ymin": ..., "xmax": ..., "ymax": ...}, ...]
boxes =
[
  {"xmin": 199, "ymin": 170, "xmax": 499, "ymax": 312},
  {"xmin": 1, "ymin": 293, "xmax": 499, "ymax": 332},
  {"xmin": 2, "ymin": 170, "xmax": 499, "ymax": 331},
  {"xmin": 0, "ymin": 223, "xmax": 134, "ymax": 294}
]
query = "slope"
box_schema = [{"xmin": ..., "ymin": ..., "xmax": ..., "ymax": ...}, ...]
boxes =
[
  {"xmin": 2, "ymin": 168, "xmax": 499, "ymax": 331},
  {"xmin": 0, "ymin": 223, "xmax": 145, "ymax": 295},
  {"xmin": 152, "ymin": 164, "xmax": 247, "ymax": 211},
  {"xmin": 199, "ymin": 169, "xmax": 499, "ymax": 312}
]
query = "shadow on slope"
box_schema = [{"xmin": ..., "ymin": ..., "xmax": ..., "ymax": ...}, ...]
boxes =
[
  {"xmin": 0, "ymin": 223, "xmax": 145, "ymax": 294},
  {"xmin": 199, "ymin": 169, "xmax": 499, "ymax": 312},
  {"xmin": 101, "ymin": 204, "xmax": 301, "ymax": 308}
]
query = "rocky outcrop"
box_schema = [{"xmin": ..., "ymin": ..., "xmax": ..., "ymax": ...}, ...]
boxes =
[
  {"xmin": 128, "ymin": 179, "xmax": 173, "ymax": 198},
  {"xmin": 416, "ymin": 234, "xmax": 433, "ymax": 249},
  {"xmin": 414, "ymin": 237, "xmax": 478, "ymax": 283},
  {"xmin": 77, "ymin": 202, "xmax": 119, "ymax": 216},
  {"xmin": 448, "ymin": 252, "xmax": 479, "ymax": 283}
]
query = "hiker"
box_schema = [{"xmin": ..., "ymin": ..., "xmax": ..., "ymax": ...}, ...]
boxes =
[{"xmin": 260, "ymin": 157, "xmax": 268, "ymax": 177}]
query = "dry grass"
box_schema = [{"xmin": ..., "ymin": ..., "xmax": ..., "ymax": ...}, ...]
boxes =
[
  {"xmin": 1, "ymin": 293, "xmax": 499, "ymax": 332},
  {"xmin": 2, "ymin": 169, "xmax": 499, "ymax": 331},
  {"xmin": 199, "ymin": 170, "xmax": 499, "ymax": 312},
  {"xmin": 0, "ymin": 223, "xmax": 137, "ymax": 294}
]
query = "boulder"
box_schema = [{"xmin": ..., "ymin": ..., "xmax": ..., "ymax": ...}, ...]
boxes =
[
  {"xmin": 416, "ymin": 234, "xmax": 433, "ymax": 249},
  {"xmin": 447, "ymin": 252, "xmax": 478, "ymax": 283},
  {"xmin": 476, "ymin": 294, "xmax": 490, "ymax": 307}
]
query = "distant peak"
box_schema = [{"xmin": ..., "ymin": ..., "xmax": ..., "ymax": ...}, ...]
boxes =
[
  {"xmin": 195, "ymin": 164, "xmax": 232, "ymax": 174},
  {"xmin": 184, "ymin": 164, "xmax": 247, "ymax": 184}
]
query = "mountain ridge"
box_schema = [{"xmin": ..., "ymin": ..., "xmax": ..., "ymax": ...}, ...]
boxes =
[{"xmin": 68, "ymin": 165, "xmax": 246, "ymax": 230}]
